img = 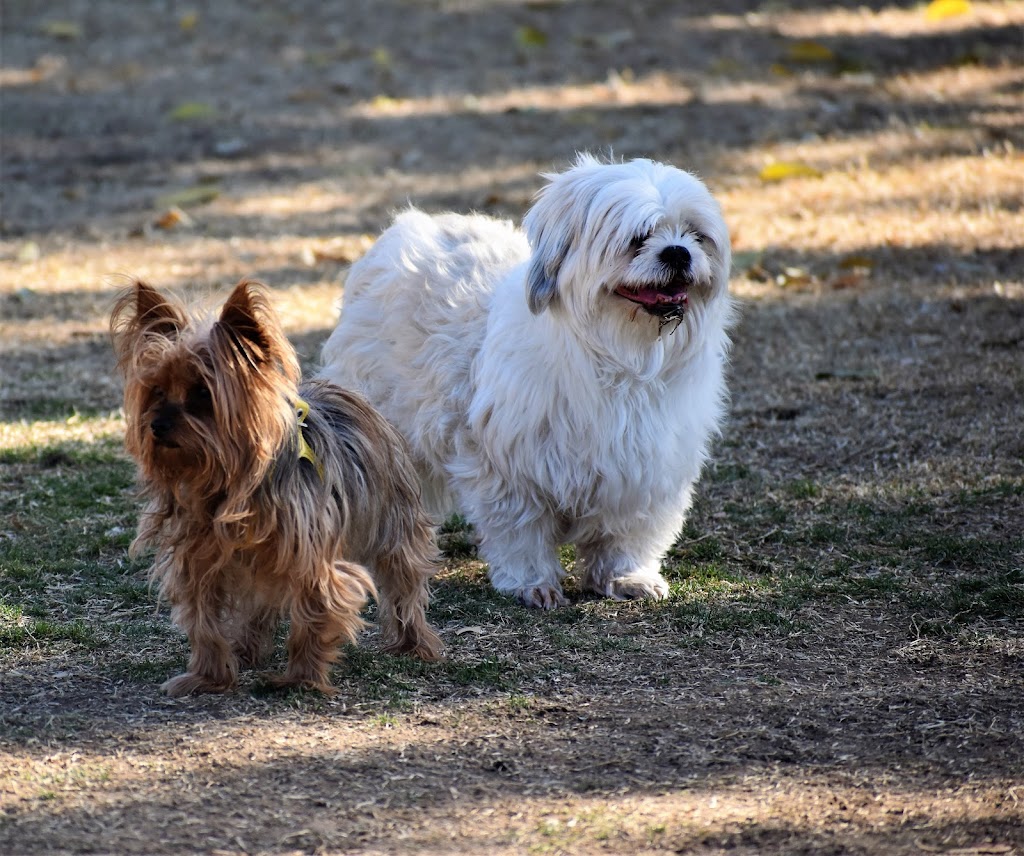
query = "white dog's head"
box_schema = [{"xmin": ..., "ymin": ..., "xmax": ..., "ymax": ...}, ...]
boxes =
[{"xmin": 524, "ymin": 154, "xmax": 732, "ymax": 369}]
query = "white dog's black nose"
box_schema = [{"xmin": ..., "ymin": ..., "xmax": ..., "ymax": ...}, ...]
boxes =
[{"xmin": 659, "ymin": 245, "xmax": 691, "ymax": 272}]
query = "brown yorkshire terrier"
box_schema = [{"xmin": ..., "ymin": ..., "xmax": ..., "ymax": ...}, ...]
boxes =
[{"xmin": 111, "ymin": 278, "xmax": 443, "ymax": 697}]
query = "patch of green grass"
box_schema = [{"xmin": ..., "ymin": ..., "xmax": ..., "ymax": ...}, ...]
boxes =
[
  {"xmin": 910, "ymin": 567, "xmax": 1024, "ymax": 635},
  {"xmin": 112, "ymin": 656, "xmax": 182, "ymax": 685},
  {"xmin": 666, "ymin": 598, "xmax": 796, "ymax": 638},
  {"xmin": 339, "ymin": 643, "xmax": 514, "ymax": 705},
  {"xmin": 0, "ymin": 436, "xmax": 124, "ymax": 467},
  {"xmin": 669, "ymin": 536, "xmax": 725, "ymax": 564},
  {"xmin": 593, "ymin": 634, "xmax": 641, "ymax": 653},
  {"xmin": 0, "ymin": 615, "xmax": 102, "ymax": 648},
  {"xmin": 437, "ymin": 513, "xmax": 476, "ymax": 558},
  {"xmin": 428, "ymin": 570, "xmax": 519, "ymax": 624},
  {"xmin": 506, "ymin": 693, "xmax": 533, "ymax": 713},
  {"xmin": 786, "ymin": 478, "xmax": 820, "ymax": 500},
  {"xmin": 710, "ymin": 462, "xmax": 752, "ymax": 483},
  {"xmin": 911, "ymin": 534, "xmax": 1018, "ymax": 573},
  {"xmin": 1, "ymin": 436, "xmax": 148, "ymax": 655},
  {"xmin": 803, "ymin": 521, "xmax": 851, "ymax": 546},
  {"xmin": 438, "ymin": 513, "xmax": 469, "ymax": 534},
  {"xmin": 558, "ymin": 544, "xmax": 577, "ymax": 568},
  {"xmin": 658, "ymin": 560, "xmax": 798, "ymax": 638},
  {"xmin": 964, "ymin": 479, "xmax": 1024, "ymax": 502},
  {"xmin": 548, "ymin": 603, "xmax": 586, "ymax": 624},
  {"xmin": 442, "ymin": 656, "xmax": 509, "ymax": 687},
  {"xmin": 0, "ymin": 401, "xmax": 118, "ymax": 423}
]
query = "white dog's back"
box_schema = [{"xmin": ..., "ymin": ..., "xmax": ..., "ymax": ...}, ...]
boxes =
[{"xmin": 320, "ymin": 209, "xmax": 529, "ymax": 513}]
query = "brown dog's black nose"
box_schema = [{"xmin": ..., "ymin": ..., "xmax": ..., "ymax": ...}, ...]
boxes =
[
  {"xmin": 659, "ymin": 245, "xmax": 691, "ymax": 272},
  {"xmin": 151, "ymin": 404, "xmax": 179, "ymax": 440}
]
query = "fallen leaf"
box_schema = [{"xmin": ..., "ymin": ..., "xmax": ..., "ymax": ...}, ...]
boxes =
[
  {"xmin": 925, "ymin": 0, "xmax": 971, "ymax": 20},
  {"xmin": 179, "ymin": 11, "xmax": 199, "ymax": 32},
  {"xmin": 830, "ymin": 271, "xmax": 866, "ymax": 290},
  {"xmin": 371, "ymin": 94, "xmax": 403, "ymax": 110},
  {"xmin": 746, "ymin": 262, "xmax": 772, "ymax": 282},
  {"xmin": 287, "ymin": 88, "xmax": 323, "ymax": 103},
  {"xmin": 167, "ymin": 101, "xmax": 218, "ymax": 122},
  {"xmin": 516, "ymin": 26, "xmax": 549, "ymax": 48},
  {"xmin": 838, "ymin": 254, "xmax": 875, "ymax": 270},
  {"xmin": 776, "ymin": 266, "xmax": 814, "ymax": 287},
  {"xmin": 156, "ymin": 185, "xmax": 220, "ymax": 209},
  {"xmin": 372, "ymin": 47, "xmax": 392, "ymax": 69},
  {"xmin": 154, "ymin": 207, "xmax": 193, "ymax": 230},
  {"xmin": 785, "ymin": 40, "xmax": 834, "ymax": 63},
  {"xmin": 759, "ymin": 161, "xmax": 823, "ymax": 182},
  {"xmin": 40, "ymin": 20, "xmax": 81, "ymax": 40}
]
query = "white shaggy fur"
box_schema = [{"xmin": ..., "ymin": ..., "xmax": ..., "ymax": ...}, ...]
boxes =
[{"xmin": 320, "ymin": 155, "xmax": 734, "ymax": 608}]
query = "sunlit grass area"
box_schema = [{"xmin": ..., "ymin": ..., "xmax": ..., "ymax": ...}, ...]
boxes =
[{"xmin": 2, "ymin": 0, "xmax": 1023, "ymax": 852}]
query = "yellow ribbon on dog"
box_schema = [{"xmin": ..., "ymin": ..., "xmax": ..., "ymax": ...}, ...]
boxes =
[{"xmin": 294, "ymin": 397, "xmax": 324, "ymax": 480}]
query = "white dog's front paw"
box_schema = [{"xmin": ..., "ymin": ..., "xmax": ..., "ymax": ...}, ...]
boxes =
[
  {"xmin": 518, "ymin": 584, "xmax": 568, "ymax": 610},
  {"xmin": 588, "ymin": 572, "xmax": 670, "ymax": 602}
]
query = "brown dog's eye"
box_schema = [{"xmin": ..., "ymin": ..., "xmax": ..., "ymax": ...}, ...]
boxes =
[{"xmin": 185, "ymin": 383, "xmax": 213, "ymax": 416}]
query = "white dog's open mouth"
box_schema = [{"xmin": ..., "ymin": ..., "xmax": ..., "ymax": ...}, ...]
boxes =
[{"xmin": 614, "ymin": 280, "xmax": 689, "ymax": 317}]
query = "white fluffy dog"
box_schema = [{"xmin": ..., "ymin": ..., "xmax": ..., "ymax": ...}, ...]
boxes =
[{"xmin": 320, "ymin": 154, "xmax": 734, "ymax": 609}]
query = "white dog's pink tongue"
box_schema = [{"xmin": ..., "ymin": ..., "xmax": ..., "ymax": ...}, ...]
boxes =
[{"xmin": 615, "ymin": 285, "xmax": 686, "ymax": 307}]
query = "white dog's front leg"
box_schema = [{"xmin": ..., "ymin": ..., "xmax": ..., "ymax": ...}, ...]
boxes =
[
  {"xmin": 478, "ymin": 524, "xmax": 567, "ymax": 609},
  {"xmin": 578, "ymin": 537, "xmax": 671, "ymax": 602}
]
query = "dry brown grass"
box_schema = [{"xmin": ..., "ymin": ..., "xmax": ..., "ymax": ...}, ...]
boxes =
[{"xmin": 2, "ymin": 1, "xmax": 1023, "ymax": 853}]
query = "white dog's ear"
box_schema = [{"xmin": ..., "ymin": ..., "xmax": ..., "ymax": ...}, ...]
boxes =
[
  {"xmin": 525, "ymin": 181, "xmax": 574, "ymax": 314},
  {"xmin": 525, "ymin": 235, "xmax": 569, "ymax": 314},
  {"xmin": 524, "ymin": 155, "xmax": 605, "ymax": 315}
]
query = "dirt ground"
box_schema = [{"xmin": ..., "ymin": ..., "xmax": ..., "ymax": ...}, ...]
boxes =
[{"xmin": 2, "ymin": 1, "xmax": 1023, "ymax": 854}]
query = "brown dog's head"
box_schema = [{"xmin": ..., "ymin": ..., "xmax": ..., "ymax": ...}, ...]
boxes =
[{"xmin": 110, "ymin": 279, "xmax": 300, "ymax": 496}]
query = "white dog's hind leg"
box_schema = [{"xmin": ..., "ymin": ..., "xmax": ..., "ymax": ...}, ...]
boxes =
[
  {"xmin": 478, "ymin": 524, "xmax": 567, "ymax": 609},
  {"xmin": 578, "ymin": 537, "xmax": 671, "ymax": 602}
]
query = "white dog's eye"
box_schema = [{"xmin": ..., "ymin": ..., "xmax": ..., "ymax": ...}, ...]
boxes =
[{"xmin": 628, "ymin": 233, "xmax": 650, "ymax": 255}]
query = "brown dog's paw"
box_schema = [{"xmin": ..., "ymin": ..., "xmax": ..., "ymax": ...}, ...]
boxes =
[
  {"xmin": 161, "ymin": 671, "xmax": 235, "ymax": 697},
  {"xmin": 381, "ymin": 625, "xmax": 445, "ymax": 662},
  {"xmin": 264, "ymin": 672, "xmax": 338, "ymax": 696}
]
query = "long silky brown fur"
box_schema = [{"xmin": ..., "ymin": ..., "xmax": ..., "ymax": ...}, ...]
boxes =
[{"xmin": 111, "ymin": 278, "xmax": 442, "ymax": 697}]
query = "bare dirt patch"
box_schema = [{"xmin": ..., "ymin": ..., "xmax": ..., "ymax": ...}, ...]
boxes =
[{"xmin": 2, "ymin": 1, "xmax": 1023, "ymax": 854}]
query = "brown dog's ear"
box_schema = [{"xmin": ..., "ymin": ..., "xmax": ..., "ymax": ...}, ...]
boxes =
[
  {"xmin": 215, "ymin": 279, "xmax": 274, "ymax": 366},
  {"xmin": 133, "ymin": 280, "xmax": 185, "ymax": 338},
  {"xmin": 110, "ymin": 280, "xmax": 186, "ymax": 369}
]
